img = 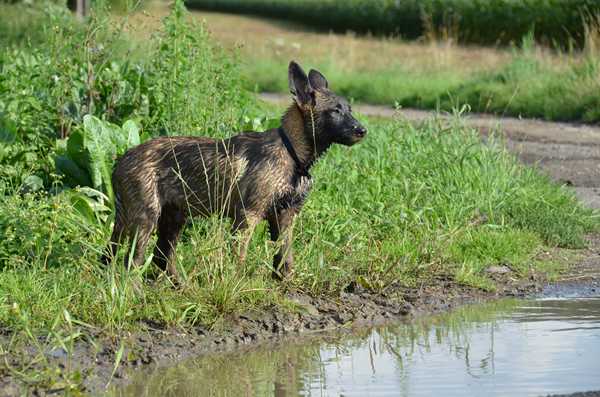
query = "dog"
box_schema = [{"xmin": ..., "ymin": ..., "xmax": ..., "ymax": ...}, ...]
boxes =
[{"xmin": 101, "ymin": 61, "xmax": 367, "ymax": 280}]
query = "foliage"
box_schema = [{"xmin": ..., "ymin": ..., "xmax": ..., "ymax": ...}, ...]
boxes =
[
  {"xmin": 0, "ymin": 1, "xmax": 252, "ymax": 192},
  {"xmin": 185, "ymin": 0, "xmax": 600, "ymax": 47},
  {"xmin": 1, "ymin": 115, "xmax": 596, "ymax": 333},
  {"xmin": 55, "ymin": 115, "xmax": 141, "ymax": 202},
  {"xmin": 0, "ymin": 189, "xmax": 103, "ymax": 271}
]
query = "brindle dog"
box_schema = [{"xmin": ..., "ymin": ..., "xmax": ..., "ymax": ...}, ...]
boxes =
[{"xmin": 101, "ymin": 61, "xmax": 367, "ymax": 280}]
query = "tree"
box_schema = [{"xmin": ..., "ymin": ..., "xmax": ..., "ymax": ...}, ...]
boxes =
[{"xmin": 67, "ymin": 0, "xmax": 89, "ymax": 20}]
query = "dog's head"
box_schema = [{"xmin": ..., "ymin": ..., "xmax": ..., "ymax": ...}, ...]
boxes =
[{"xmin": 288, "ymin": 61, "xmax": 367, "ymax": 146}]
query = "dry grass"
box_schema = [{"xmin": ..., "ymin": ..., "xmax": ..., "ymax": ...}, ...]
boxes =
[
  {"xmin": 128, "ymin": 3, "xmax": 591, "ymax": 80},
  {"xmin": 128, "ymin": 3, "xmax": 510, "ymax": 76},
  {"xmin": 122, "ymin": 2, "xmax": 600, "ymax": 122}
]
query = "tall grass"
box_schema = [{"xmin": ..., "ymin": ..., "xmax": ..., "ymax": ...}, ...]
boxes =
[
  {"xmin": 1, "ymin": 114, "xmax": 596, "ymax": 334},
  {"xmin": 241, "ymin": 35, "xmax": 600, "ymax": 123},
  {"xmin": 0, "ymin": 0, "xmax": 597, "ymax": 345},
  {"xmin": 185, "ymin": 0, "xmax": 600, "ymax": 47}
]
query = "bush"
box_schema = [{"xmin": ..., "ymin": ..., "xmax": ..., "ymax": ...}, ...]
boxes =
[
  {"xmin": 0, "ymin": 1, "xmax": 253, "ymax": 191},
  {"xmin": 0, "ymin": 190, "xmax": 103, "ymax": 270}
]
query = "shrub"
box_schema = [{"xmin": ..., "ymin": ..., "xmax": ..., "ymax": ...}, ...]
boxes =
[
  {"xmin": 0, "ymin": 190, "xmax": 103, "ymax": 270},
  {"xmin": 0, "ymin": 1, "xmax": 253, "ymax": 191}
]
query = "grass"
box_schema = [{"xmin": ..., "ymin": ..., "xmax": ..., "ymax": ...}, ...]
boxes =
[
  {"xmin": 184, "ymin": 0, "xmax": 600, "ymax": 47},
  {"xmin": 244, "ymin": 50, "xmax": 600, "ymax": 123},
  {"xmin": 1, "ymin": 113, "xmax": 596, "ymax": 334},
  {"xmin": 159, "ymin": 8, "xmax": 600, "ymax": 123},
  {"xmin": 0, "ymin": 1, "xmax": 598, "ymax": 391}
]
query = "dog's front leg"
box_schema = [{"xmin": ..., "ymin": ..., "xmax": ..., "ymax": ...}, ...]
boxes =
[{"xmin": 268, "ymin": 208, "xmax": 296, "ymax": 280}]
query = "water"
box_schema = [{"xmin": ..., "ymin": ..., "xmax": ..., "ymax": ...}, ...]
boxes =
[{"xmin": 113, "ymin": 296, "xmax": 600, "ymax": 397}]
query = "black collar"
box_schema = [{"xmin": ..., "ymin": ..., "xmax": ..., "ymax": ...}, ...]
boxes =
[{"xmin": 278, "ymin": 127, "xmax": 311, "ymax": 178}]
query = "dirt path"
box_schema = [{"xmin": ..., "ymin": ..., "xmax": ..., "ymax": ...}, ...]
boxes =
[{"xmin": 261, "ymin": 92, "xmax": 600, "ymax": 209}]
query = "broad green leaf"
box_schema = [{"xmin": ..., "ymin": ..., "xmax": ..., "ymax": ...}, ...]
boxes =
[
  {"xmin": 77, "ymin": 186, "xmax": 110, "ymax": 203},
  {"xmin": 122, "ymin": 120, "xmax": 140, "ymax": 151},
  {"xmin": 54, "ymin": 155, "xmax": 92, "ymax": 187},
  {"xmin": 66, "ymin": 129, "xmax": 88, "ymax": 171},
  {"xmin": 22, "ymin": 175, "xmax": 43, "ymax": 192},
  {"xmin": 83, "ymin": 115, "xmax": 117, "ymax": 200},
  {"xmin": 105, "ymin": 121, "xmax": 126, "ymax": 156},
  {"xmin": 70, "ymin": 188, "xmax": 111, "ymax": 223},
  {"xmin": 69, "ymin": 191, "xmax": 96, "ymax": 223}
]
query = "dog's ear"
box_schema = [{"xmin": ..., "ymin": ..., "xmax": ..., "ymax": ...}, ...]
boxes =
[
  {"xmin": 288, "ymin": 61, "xmax": 314, "ymax": 107},
  {"xmin": 308, "ymin": 69, "xmax": 328, "ymax": 91}
]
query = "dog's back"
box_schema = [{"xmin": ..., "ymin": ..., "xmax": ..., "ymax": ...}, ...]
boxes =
[{"xmin": 111, "ymin": 132, "xmax": 294, "ymax": 234}]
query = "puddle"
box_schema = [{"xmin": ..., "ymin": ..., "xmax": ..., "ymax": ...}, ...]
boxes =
[{"xmin": 110, "ymin": 296, "xmax": 600, "ymax": 397}]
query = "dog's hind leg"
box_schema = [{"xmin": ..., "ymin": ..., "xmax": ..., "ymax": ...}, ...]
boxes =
[
  {"xmin": 153, "ymin": 203, "xmax": 186, "ymax": 279},
  {"xmin": 231, "ymin": 211, "xmax": 261, "ymax": 264},
  {"xmin": 268, "ymin": 208, "xmax": 296, "ymax": 280}
]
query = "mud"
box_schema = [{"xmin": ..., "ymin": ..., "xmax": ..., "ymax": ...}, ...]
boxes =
[
  {"xmin": 2, "ymin": 98, "xmax": 600, "ymax": 396},
  {"xmin": 0, "ymin": 274, "xmax": 544, "ymax": 396}
]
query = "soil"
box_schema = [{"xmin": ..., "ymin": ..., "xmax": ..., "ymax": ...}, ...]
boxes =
[
  {"xmin": 2, "ymin": 97, "xmax": 600, "ymax": 396},
  {"xmin": 0, "ymin": 276, "xmax": 543, "ymax": 396}
]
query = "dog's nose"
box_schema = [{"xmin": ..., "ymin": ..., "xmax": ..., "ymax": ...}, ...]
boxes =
[{"xmin": 354, "ymin": 125, "xmax": 367, "ymax": 137}]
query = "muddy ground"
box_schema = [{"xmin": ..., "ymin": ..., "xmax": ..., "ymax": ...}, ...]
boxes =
[
  {"xmin": 2, "ymin": 99, "xmax": 600, "ymax": 396},
  {"xmin": 0, "ymin": 273, "xmax": 548, "ymax": 396}
]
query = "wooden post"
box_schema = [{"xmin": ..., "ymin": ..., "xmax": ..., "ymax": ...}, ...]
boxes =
[{"xmin": 67, "ymin": 0, "xmax": 89, "ymax": 20}]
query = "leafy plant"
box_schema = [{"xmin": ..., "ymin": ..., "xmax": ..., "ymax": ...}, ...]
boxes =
[
  {"xmin": 0, "ymin": 190, "xmax": 102, "ymax": 270},
  {"xmin": 0, "ymin": 0, "xmax": 253, "ymax": 191},
  {"xmin": 68, "ymin": 186, "xmax": 112, "ymax": 224},
  {"xmin": 54, "ymin": 115, "xmax": 141, "ymax": 202}
]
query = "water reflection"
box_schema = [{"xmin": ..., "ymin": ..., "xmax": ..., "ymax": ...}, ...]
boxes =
[{"xmin": 111, "ymin": 298, "xmax": 600, "ymax": 397}]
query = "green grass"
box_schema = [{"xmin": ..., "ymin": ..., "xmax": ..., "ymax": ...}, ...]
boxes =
[
  {"xmin": 0, "ymin": 2, "xmax": 599, "ymax": 390},
  {"xmin": 1, "ymin": 114, "xmax": 597, "ymax": 334},
  {"xmin": 184, "ymin": 0, "xmax": 600, "ymax": 47},
  {"xmin": 241, "ymin": 43, "xmax": 600, "ymax": 123},
  {"xmin": 0, "ymin": 3, "xmax": 57, "ymax": 48}
]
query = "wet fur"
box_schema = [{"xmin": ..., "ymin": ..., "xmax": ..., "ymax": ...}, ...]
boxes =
[{"xmin": 101, "ymin": 62, "xmax": 366, "ymax": 280}]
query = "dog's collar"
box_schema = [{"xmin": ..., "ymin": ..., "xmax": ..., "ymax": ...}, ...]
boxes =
[{"xmin": 278, "ymin": 127, "xmax": 311, "ymax": 178}]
